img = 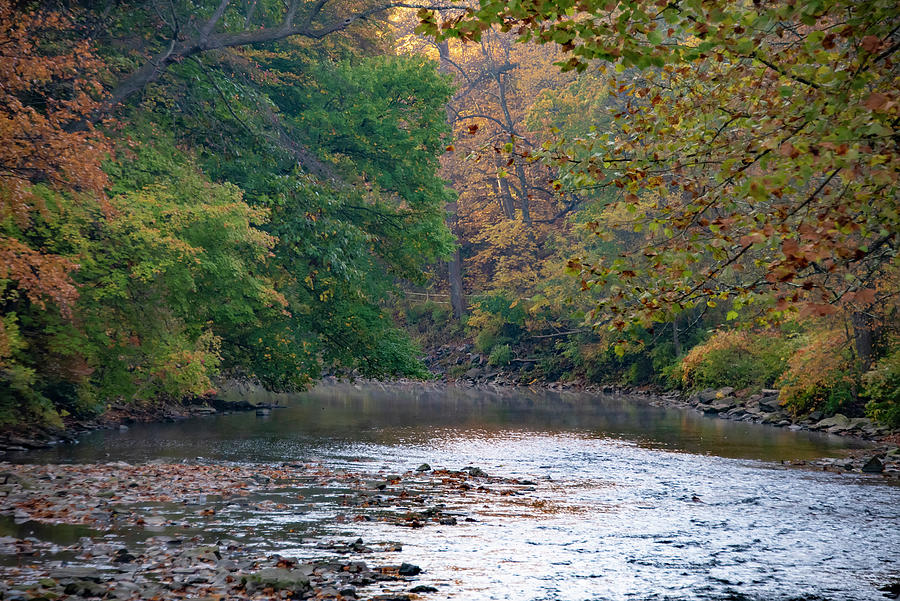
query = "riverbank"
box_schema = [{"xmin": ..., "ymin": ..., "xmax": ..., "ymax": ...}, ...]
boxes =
[
  {"xmin": 421, "ymin": 340, "xmax": 900, "ymax": 439},
  {"xmin": 0, "ymin": 381, "xmax": 281, "ymax": 456}
]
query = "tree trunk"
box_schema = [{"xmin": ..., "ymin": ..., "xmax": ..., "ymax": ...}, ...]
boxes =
[
  {"xmin": 438, "ymin": 40, "xmax": 466, "ymax": 321},
  {"xmin": 493, "ymin": 153, "xmax": 517, "ymax": 219},
  {"xmin": 493, "ymin": 67, "xmax": 531, "ymax": 223},
  {"xmin": 852, "ymin": 310, "xmax": 880, "ymax": 369},
  {"xmin": 512, "ymin": 157, "xmax": 531, "ymax": 224},
  {"xmin": 673, "ymin": 316, "xmax": 682, "ymax": 357},
  {"xmin": 448, "ymin": 245, "xmax": 466, "ymax": 320}
]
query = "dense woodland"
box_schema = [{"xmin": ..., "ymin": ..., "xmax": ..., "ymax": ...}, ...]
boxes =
[{"xmin": 1, "ymin": 0, "xmax": 898, "ymax": 430}]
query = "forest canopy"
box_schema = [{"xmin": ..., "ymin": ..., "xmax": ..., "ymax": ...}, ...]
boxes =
[
  {"xmin": 1, "ymin": 0, "xmax": 455, "ymax": 425},
  {"xmin": 1, "ymin": 0, "xmax": 898, "ymax": 431}
]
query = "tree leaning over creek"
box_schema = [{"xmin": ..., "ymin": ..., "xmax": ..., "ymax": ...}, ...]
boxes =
[
  {"xmin": 419, "ymin": 0, "xmax": 899, "ymax": 362},
  {"xmin": 0, "ymin": 0, "xmax": 462, "ymax": 426}
]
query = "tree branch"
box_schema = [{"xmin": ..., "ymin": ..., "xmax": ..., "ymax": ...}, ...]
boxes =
[{"xmin": 97, "ymin": 2, "xmax": 466, "ymax": 119}]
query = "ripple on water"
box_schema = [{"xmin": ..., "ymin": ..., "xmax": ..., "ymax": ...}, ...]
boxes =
[{"xmin": 7, "ymin": 384, "xmax": 900, "ymax": 600}]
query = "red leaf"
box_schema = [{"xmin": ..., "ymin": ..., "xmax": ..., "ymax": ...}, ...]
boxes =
[
  {"xmin": 860, "ymin": 35, "xmax": 881, "ymax": 53},
  {"xmin": 863, "ymin": 92, "xmax": 889, "ymax": 111}
]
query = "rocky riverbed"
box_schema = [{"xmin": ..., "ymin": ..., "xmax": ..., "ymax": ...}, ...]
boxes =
[
  {"xmin": 3, "ymin": 384, "xmax": 899, "ymax": 600},
  {"xmin": 0, "ymin": 460, "xmax": 529, "ymax": 600}
]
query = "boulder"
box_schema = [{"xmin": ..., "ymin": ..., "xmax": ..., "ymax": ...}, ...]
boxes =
[
  {"xmin": 703, "ymin": 402, "xmax": 733, "ymax": 414},
  {"xmin": 813, "ymin": 414, "xmax": 850, "ymax": 430},
  {"xmin": 759, "ymin": 395, "xmax": 782, "ymax": 412},
  {"xmin": 761, "ymin": 412, "xmax": 787, "ymax": 424},
  {"xmin": 846, "ymin": 417, "xmax": 873, "ymax": 432},
  {"xmin": 398, "ymin": 563, "xmax": 422, "ymax": 576},
  {"xmin": 697, "ymin": 389, "xmax": 718, "ymax": 403},
  {"xmin": 715, "ymin": 386, "xmax": 735, "ymax": 398},
  {"xmin": 714, "ymin": 396, "xmax": 737, "ymax": 409},
  {"xmin": 862, "ymin": 457, "xmax": 884, "ymax": 473},
  {"xmin": 245, "ymin": 568, "xmax": 311, "ymax": 594}
]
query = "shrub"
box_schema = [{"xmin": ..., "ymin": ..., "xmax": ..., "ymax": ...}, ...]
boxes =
[
  {"xmin": 475, "ymin": 329, "xmax": 499, "ymax": 354},
  {"xmin": 488, "ymin": 344, "xmax": 512, "ymax": 367},
  {"xmin": 778, "ymin": 328, "xmax": 859, "ymax": 416},
  {"xmin": 467, "ymin": 293, "xmax": 526, "ymax": 354},
  {"xmin": 680, "ymin": 329, "xmax": 796, "ymax": 392},
  {"xmin": 447, "ymin": 363, "xmax": 469, "ymax": 378},
  {"xmin": 406, "ymin": 300, "xmax": 441, "ymax": 325},
  {"xmin": 430, "ymin": 304, "xmax": 451, "ymax": 324},
  {"xmin": 863, "ymin": 348, "xmax": 900, "ymax": 427}
]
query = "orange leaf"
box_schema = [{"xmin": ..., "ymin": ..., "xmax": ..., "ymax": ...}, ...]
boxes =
[
  {"xmin": 863, "ymin": 92, "xmax": 889, "ymax": 111},
  {"xmin": 860, "ymin": 35, "xmax": 881, "ymax": 53}
]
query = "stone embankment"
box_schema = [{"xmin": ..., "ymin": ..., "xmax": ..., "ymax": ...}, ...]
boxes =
[
  {"xmin": 662, "ymin": 386, "xmax": 890, "ymax": 437},
  {"xmin": 646, "ymin": 385, "xmax": 900, "ymax": 477}
]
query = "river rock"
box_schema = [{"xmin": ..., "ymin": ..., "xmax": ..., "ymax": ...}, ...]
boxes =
[
  {"xmin": 55, "ymin": 567, "xmax": 104, "ymax": 582},
  {"xmin": 112, "ymin": 548, "xmax": 136, "ymax": 563},
  {"xmin": 715, "ymin": 387, "xmax": 735, "ymax": 398},
  {"xmin": 716, "ymin": 396, "xmax": 737, "ymax": 409},
  {"xmin": 761, "ymin": 412, "xmax": 787, "ymax": 424},
  {"xmin": 108, "ymin": 580, "xmax": 142, "ymax": 599},
  {"xmin": 813, "ymin": 414, "xmax": 850, "ymax": 430},
  {"xmin": 410, "ymin": 585, "xmax": 439, "ymax": 593},
  {"xmin": 846, "ymin": 417, "xmax": 873, "ymax": 432},
  {"xmin": 703, "ymin": 403, "xmax": 732, "ymax": 414},
  {"xmin": 862, "ymin": 456, "xmax": 885, "ymax": 473},
  {"xmin": 415, "ymin": 463, "xmax": 431, "ymax": 472},
  {"xmin": 759, "ymin": 395, "xmax": 782, "ymax": 412},
  {"xmin": 398, "ymin": 562, "xmax": 422, "ymax": 576},
  {"xmin": 244, "ymin": 567, "xmax": 311, "ymax": 594},
  {"xmin": 697, "ymin": 389, "xmax": 718, "ymax": 403}
]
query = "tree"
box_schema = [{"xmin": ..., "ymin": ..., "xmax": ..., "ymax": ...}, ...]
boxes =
[
  {"xmin": 420, "ymin": 0, "xmax": 899, "ymax": 342},
  {"xmin": 0, "ymin": 3, "xmax": 109, "ymax": 315},
  {"xmin": 2, "ymin": 0, "xmax": 459, "ymax": 426}
]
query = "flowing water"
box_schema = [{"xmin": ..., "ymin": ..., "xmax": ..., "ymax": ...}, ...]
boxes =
[{"xmin": 8, "ymin": 384, "xmax": 900, "ymax": 600}]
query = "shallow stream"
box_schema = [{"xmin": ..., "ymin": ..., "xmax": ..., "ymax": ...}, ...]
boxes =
[{"xmin": 6, "ymin": 384, "xmax": 899, "ymax": 600}]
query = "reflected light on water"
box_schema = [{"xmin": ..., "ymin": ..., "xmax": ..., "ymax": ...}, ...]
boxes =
[{"xmin": 11, "ymin": 383, "xmax": 899, "ymax": 600}]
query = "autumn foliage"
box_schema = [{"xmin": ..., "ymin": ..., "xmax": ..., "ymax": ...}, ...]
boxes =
[
  {"xmin": 0, "ymin": 3, "xmax": 109, "ymax": 310},
  {"xmin": 1, "ymin": 1, "xmax": 453, "ymax": 426},
  {"xmin": 404, "ymin": 0, "xmax": 900, "ymax": 424}
]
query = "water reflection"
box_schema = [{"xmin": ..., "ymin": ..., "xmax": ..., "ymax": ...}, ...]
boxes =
[
  {"xmin": 5, "ymin": 383, "xmax": 899, "ymax": 600},
  {"xmin": 21, "ymin": 383, "xmax": 868, "ymax": 465}
]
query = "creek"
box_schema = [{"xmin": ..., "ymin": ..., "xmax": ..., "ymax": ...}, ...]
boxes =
[{"xmin": 5, "ymin": 383, "xmax": 899, "ymax": 600}]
